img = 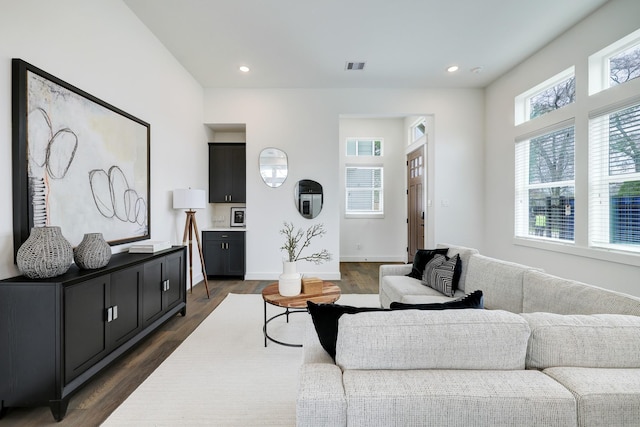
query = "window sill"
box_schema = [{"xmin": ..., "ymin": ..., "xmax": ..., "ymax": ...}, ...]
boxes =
[
  {"xmin": 344, "ymin": 213, "xmax": 385, "ymax": 219},
  {"xmin": 513, "ymin": 237, "xmax": 640, "ymax": 267}
]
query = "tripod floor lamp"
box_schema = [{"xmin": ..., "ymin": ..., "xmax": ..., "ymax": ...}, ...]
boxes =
[{"xmin": 173, "ymin": 188, "xmax": 209, "ymax": 298}]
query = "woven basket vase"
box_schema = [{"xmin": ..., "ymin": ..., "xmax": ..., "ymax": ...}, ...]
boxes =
[
  {"xmin": 74, "ymin": 232, "xmax": 112, "ymax": 269},
  {"xmin": 17, "ymin": 226, "xmax": 73, "ymax": 279}
]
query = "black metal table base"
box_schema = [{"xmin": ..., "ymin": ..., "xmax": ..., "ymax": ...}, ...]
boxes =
[{"xmin": 263, "ymin": 301, "xmax": 307, "ymax": 347}]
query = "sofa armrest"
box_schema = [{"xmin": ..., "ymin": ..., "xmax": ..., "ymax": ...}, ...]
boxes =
[
  {"xmin": 379, "ymin": 264, "xmax": 412, "ymax": 294},
  {"xmin": 297, "ymin": 363, "xmax": 346, "ymax": 427}
]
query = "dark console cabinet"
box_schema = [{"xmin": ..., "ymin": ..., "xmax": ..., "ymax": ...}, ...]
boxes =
[
  {"xmin": 208, "ymin": 143, "xmax": 246, "ymax": 203},
  {"xmin": 0, "ymin": 246, "xmax": 186, "ymax": 421},
  {"xmin": 142, "ymin": 252, "xmax": 184, "ymax": 326},
  {"xmin": 203, "ymin": 231, "xmax": 245, "ymax": 276}
]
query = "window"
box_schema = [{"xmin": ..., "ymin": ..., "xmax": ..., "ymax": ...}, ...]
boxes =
[
  {"xmin": 345, "ymin": 166, "xmax": 383, "ymax": 214},
  {"xmin": 410, "ymin": 119, "xmax": 426, "ymax": 144},
  {"xmin": 610, "ymin": 44, "xmax": 640, "ymax": 86},
  {"xmin": 346, "ymin": 139, "xmax": 382, "ymax": 156},
  {"xmin": 515, "ymin": 68, "xmax": 575, "ymax": 125},
  {"xmin": 589, "ymin": 100, "xmax": 640, "ymax": 250},
  {"xmin": 589, "ymin": 28, "xmax": 640, "ymax": 95},
  {"xmin": 515, "ymin": 125, "xmax": 575, "ymax": 242}
]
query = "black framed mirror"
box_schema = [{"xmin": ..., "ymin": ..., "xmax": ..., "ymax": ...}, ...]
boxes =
[{"xmin": 295, "ymin": 179, "xmax": 323, "ymax": 219}]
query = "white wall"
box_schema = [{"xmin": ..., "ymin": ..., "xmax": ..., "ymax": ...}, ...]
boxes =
[
  {"xmin": 485, "ymin": 0, "xmax": 640, "ymax": 296},
  {"xmin": 339, "ymin": 117, "xmax": 406, "ymax": 262},
  {"xmin": 0, "ymin": 1, "xmax": 484, "ymax": 284},
  {"xmin": 204, "ymin": 88, "xmax": 485, "ymax": 280},
  {"xmin": 0, "ymin": 0, "xmax": 207, "ymax": 284}
]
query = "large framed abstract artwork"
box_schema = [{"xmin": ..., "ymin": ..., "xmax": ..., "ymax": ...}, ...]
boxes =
[{"xmin": 12, "ymin": 59, "xmax": 151, "ymax": 256}]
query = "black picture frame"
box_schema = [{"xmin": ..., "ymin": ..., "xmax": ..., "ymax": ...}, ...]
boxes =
[
  {"xmin": 231, "ymin": 207, "xmax": 246, "ymax": 227},
  {"xmin": 12, "ymin": 59, "xmax": 151, "ymax": 257}
]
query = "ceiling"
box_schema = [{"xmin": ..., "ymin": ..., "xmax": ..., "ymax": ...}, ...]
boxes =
[{"xmin": 123, "ymin": 0, "xmax": 609, "ymax": 89}]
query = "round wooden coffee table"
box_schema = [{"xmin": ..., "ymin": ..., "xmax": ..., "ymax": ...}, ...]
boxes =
[{"xmin": 262, "ymin": 281, "xmax": 340, "ymax": 347}]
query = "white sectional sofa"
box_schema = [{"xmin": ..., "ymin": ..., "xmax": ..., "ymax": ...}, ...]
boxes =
[{"xmin": 297, "ymin": 244, "xmax": 640, "ymax": 427}]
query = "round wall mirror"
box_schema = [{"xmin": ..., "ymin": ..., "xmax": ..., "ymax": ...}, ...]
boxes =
[
  {"xmin": 295, "ymin": 179, "xmax": 323, "ymax": 219},
  {"xmin": 259, "ymin": 147, "xmax": 288, "ymax": 188}
]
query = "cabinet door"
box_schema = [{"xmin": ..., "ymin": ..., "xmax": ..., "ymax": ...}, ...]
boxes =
[
  {"xmin": 64, "ymin": 277, "xmax": 109, "ymax": 384},
  {"xmin": 142, "ymin": 257, "xmax": 164, "ymax": 326},
  {"xmin": 208, "ymin": 143, "xmax": 246, "ymax": 203},
  {"xmin": 163, "ymin": 251, "xmax": 184, "ymax": 310},
  {"xmin": 109, "ymin": 266, "xmax": 142, "ymax": 347},
  {"xmin": 209, "ymin": 144, "xmax": 229, "ymax": 202},
  {"xmin": 227, "ymin": 238, "xmax": 245, "ymax": 276},
  {"xmin": 229, "ymin": 144, "xmax": 246, "ymax": 202},
  {"xmin": 203, "ymin": 238, "xmax": 226, "ymax": 275}
]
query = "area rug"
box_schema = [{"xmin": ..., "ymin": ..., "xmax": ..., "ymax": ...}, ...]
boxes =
[{"xmin": 101, "ymin": 292, "xmax": 380, "ymax": 426}]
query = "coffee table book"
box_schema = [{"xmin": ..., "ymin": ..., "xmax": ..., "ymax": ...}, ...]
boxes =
[{"xmin": 128, "ymin": 240, "xmax": 171, "ymax": 253}]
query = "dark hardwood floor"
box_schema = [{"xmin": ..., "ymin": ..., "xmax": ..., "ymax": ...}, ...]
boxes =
[{"xmin": 1, "ymin": 262, "xmax": 385, "ymax": 427}]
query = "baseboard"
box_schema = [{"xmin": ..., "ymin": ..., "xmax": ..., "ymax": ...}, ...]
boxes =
[
  {"xmin": 244, "ymin": 272, "xmax": 342, "ymax": 281},
  {"xmin": 340, "ymin": 256, "xmax": 406, "ymax": 263}
]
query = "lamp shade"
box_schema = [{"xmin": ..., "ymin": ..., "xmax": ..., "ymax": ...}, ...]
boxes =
[{"xmin": 173, "ymin": 188, "xmax": 206, "ymax": 210}]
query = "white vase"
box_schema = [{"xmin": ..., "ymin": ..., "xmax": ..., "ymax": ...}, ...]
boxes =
[{"xmin": 278, "ymin": 260, "xmax": 301, "ymax": 296}]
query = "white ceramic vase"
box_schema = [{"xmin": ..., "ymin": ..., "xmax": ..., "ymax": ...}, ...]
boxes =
[{"xmin": 278, "ymin": 260, "xmax": 301, "ymax": 296}]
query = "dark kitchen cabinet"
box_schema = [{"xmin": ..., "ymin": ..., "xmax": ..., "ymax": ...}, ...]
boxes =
[
  {"xmin": 0, "ymin": 246, "xmax": 186, "ymax": 421},
  {"xmin": 203, "ymin": 231, "xmax": 245, "ymax": 276},
  {"xmin": 209, "ymin": 143, "xmax": 246, "ymax": 203}
]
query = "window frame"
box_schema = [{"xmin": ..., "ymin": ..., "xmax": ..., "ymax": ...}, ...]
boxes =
[
  {"xmin": 345, "ymin": 165, "xmax": 384, "ymax": 217},
  {"xmin": 589, "ymin": 99, "xmax": 640, "ymax": 252},
  {"xmin": 589, "ymin": 27, "xmax": 640, "ymax": 95},
  {"xmin": 515, "ymin": 67, "xmax": 575, "ymax": 126},
  {"xmin": 515, "ymin": 123, "xmax": 576, "ymax": 243},
  {"xmin": 410, "ymin": 118, "xmax": 426, "ymax": 145},
  {"xmin": 346, "ymin": 138, "xmax": 383, "ymax": 157}
]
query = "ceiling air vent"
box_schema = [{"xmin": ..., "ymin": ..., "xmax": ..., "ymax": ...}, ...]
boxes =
[{"xmin": 345, "ymin": 61, "xmax": 366, "ymax": 71}]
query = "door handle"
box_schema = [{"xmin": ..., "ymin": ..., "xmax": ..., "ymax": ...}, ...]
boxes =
[{"xmin": 106, "ymin": 305, "xmax": 118, "ymax": 322}]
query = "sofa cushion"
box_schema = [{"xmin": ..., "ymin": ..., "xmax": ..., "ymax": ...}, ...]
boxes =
[
  {"xmin": 522, "ymin": 270, "xmax": 640, "ymax": 315},
  {"xmin": 342, "ymin": 370, "xmax": 576, "ymax": 427},
  {"xmin": 309, "ymin": 291, "xmax": 483, "ymax": 360},
  {"xmin": 398, "ymin": 291, "xmax": 466, "ymax": 305},
  {"xmin": 381, "ymin": 274, "xmax": 452, "ymax": 307},
  {"xmin": 406, "ymin": 248, "xmax": 449, "ymax": 279},
  {"xmin": 421, "ymin": 254, "xmax": 460, "ymax": 296},
  {"xmin": 307, "ymin": 301, "xmax": 387, "ymax": 360},
  {"xmin": 297, "ymin": 363, "xmax": 347, "ymax": 427},
  {"xmin": 521, "ymin": 312, "xmax": 640, "ymax": 369},
  {"xmin": 335, "ymin": 309, "xmax": 530, "ymax": 370},
  {"xmin": 436, "ymin": 243, "xmax": 479, "ymax": 292},
  {"xmin": 463, "ymin": 254, "xmax": 536, "ymax": 312},
  {"xmin": 390, "ymin": 290, "xmax": 484, "ymax": 310},
  {"xmin": 544, "ymin": 367, "xmax": 640, "ymax": 427}
]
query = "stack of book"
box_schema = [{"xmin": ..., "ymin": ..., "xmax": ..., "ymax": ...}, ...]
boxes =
[{"xmin": 128, "ymin": 240, "xmax": 172, "ymax": 253}]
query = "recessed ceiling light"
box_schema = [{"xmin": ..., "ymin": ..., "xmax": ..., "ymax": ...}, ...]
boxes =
[
  {"xmin": 239, "ymin": 65, "xmax": 250, "ymax": 73},
  {"xmin": 447, "ymin": 65, "xmax": 459, "ymax": 73},
  {"xmin": 470, "ymin": 66, "xmax": 484, "ymax": 74}
]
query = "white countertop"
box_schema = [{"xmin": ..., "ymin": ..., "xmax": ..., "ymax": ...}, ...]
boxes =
[{"xmin": 202, "ymin": 227, "xmax": 246, "ymax": 232}]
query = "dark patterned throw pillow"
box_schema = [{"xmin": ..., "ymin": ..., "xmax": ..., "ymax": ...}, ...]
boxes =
[
  {"xmin": 406, "ymin": 248, "xmax": 449, "ymax": 279},
  {"xmin": 422, "ymin": 254, "xmax": 459, "ymax": 297}
]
